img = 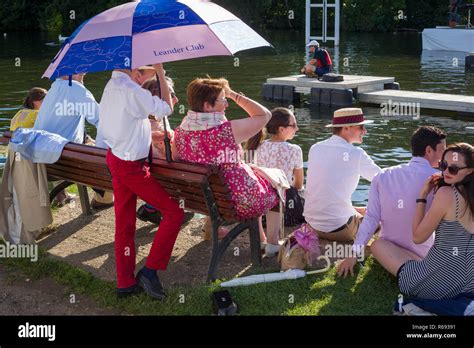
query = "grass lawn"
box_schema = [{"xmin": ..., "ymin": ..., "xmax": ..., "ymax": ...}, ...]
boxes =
[{"xmin": 0, "ymin": 241, "xmax": 400, "ymax": 315}]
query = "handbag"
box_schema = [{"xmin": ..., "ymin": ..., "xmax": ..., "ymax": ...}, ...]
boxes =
[
  {"xmin": 284, "ymin": 187, "xmax": 306, "ymax": 227},
  {"xmin": 278, "ymin": 224, "xmax": 320, "ymax": 271}
]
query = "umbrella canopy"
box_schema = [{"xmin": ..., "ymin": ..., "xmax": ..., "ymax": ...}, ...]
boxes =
[{"xmin": 43, "ymin": 0, "xmax": 272, "ymax": 80}]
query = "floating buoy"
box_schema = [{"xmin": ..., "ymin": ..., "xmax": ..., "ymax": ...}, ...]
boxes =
[{"xmin": 3, "ymin": 33, "xmax": 6, "ymax": 38}]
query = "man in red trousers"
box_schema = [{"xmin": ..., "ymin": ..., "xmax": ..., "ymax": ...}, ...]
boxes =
[{"xmin": 99, "ymin": 63, "xmax": 184, "ymax": 300}]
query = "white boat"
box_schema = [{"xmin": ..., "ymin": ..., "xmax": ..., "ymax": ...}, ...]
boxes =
[{"xmin": 422, "ymin": 27, "xmax": 474, "ymax": 52}]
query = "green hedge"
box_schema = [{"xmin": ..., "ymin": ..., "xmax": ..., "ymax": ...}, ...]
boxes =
[{"xmin": 0, "ymin": 0, "xmax": 469, "ymax": 33}]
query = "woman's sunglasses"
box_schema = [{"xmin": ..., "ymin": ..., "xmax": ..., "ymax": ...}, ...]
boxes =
[{"xmin": 438, "ymin": 160, "xmax": 469, "ymax": 175}]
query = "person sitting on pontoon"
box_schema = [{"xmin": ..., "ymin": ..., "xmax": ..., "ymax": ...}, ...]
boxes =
[{"xmin": 300, "ymin": 40, "xmax": 332, "ymax": 78}]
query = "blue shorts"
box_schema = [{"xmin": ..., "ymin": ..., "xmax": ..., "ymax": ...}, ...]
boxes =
[{"xmin": 316, "ymin": 66, "xmax": 331, "ymax": 77}]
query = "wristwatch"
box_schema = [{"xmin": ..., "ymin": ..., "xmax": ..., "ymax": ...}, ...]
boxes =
[{"xmin": 416, "ymin": 198, "xmax": 427, "ymax": 204}]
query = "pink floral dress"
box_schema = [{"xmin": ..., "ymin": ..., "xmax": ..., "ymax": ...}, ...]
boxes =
[{"xmin": 174, "ymin": 121, "xmax": 279, "ymax": 219}]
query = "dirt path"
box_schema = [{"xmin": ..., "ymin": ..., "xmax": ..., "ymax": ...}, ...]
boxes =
[
  {"xmin": 40, "ymin": 200, "xmax": 283, "ymax": 287},
  {"xmin": 1, "ymin": 198, "xmax": 340, "ymax": 315},
  {"xmin": 0, "ymin": 264, "xmax": 119, "ymax": 315}
]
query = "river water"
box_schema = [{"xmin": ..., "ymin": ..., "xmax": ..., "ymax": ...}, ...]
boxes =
[{"xmin": 0, "ymin": 30, "xmax": 472, "ymax": 204}]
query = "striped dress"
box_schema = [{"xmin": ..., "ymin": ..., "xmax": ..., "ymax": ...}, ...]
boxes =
[{"xmin": 398, "ymin": 187, "xmax": 474, "ymax": 299}]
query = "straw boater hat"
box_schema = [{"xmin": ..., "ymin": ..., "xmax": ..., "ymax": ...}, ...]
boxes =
[{"xmin": 325, "ymin": 108, "xmax": 374, "ymax": 128}]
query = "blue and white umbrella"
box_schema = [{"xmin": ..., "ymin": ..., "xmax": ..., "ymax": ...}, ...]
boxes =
[{"xmin": 43, "ymin": 0, "xmax": 272, "ymax": 79}]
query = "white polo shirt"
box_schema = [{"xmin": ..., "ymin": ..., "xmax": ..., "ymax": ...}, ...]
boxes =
[
  {"xmin": 98, "ymin": 71, "xmax": 171, "ymax": 161},
  {"xmin": 303, "ymin": 135, "xmax": 382, "ymax": 232}
]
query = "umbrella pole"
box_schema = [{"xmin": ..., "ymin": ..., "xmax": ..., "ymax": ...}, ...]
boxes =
[{"xmin": 162, "ymin": 116, "xmax": 172, "ymax": 162}]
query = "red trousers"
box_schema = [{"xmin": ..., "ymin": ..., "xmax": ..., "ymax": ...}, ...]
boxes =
[{"xmin": 106, "ymin": 150, "xmax": 184, "ymax": 288}]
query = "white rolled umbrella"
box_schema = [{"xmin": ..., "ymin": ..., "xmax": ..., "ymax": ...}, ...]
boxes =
[{"xmin": 220, "ymin": 256, "xmax": 331, "ymax": 288}]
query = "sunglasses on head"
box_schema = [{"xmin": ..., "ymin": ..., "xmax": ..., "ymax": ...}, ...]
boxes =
[{"xmin": 438, "ymin": 160, "xmax": 469, "ymax": 175}]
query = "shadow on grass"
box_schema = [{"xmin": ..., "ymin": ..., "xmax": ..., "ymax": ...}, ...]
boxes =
[
  {"xmin": 217, "ymin": 257, "xmax": 399, "ymax": 316},
  {"xmin": 0, "ymin": 235, "xmax": 399, "ymax": 316},
  {"xmin": 315, "ymin": 258, "xmax": 399, "ymax": 315},
  {"xmin": 158, "ymin": 232, "xmax": 279, "ymax": 287}
]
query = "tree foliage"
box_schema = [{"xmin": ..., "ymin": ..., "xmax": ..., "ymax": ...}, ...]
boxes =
[{"xmin": 0, "ymin": 0, "xmax": 469, "ymax": 33}]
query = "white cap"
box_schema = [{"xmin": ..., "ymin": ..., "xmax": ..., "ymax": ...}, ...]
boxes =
[{"xmin": 306, "ymin": 40, "xmax": 319, "ymax": 47}]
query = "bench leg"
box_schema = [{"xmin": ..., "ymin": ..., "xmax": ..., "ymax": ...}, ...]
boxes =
[
  {"xmin": 206, "ymin": 220, "xmax": 262, "ymax": 283},
  {"xmin": 77, "ymin": 185, "xmax": 92, "ymax": 216},
  {"xmin": 207, "ymin": 218, "xmax": 228, "ymax": 283},
  {"xmin": 248, "ymin": 219, "xmax": 262, "ymax": 267},
  {"xmin": 207, "ymin": 221, "xmax": 246, "ymax": 283}
]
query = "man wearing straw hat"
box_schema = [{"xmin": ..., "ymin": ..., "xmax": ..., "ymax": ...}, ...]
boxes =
[{"xmin": 303, "ymin": 108, "xmax": 381, "ymax": 242}]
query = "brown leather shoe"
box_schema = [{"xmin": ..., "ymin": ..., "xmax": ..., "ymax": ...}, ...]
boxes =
[{"xmin": 91, "ymin": 199, "xmax": 114, "ymax": 210}]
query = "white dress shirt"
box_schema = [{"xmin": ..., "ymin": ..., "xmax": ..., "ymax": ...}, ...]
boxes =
[
  {"xmin": 353, "ymin": 157, "xmax": 437, "ymax": 258},
  {"xmin": 98, "ymin": 71, "xmax": 171, "ymax": 161},
  {"xmin": 303, "ymin": 135, "xmax": 381, "ymax": 232}
]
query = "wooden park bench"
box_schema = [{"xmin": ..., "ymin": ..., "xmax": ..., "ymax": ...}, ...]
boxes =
[{"xmin": 0, "ymin": 131, "xmax": 262, "ymax": 282}]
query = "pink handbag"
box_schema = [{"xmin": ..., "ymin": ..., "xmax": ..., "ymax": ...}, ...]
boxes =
[{"xmin": 278, "ymin": 224, "xmax": 320, "ymax": 271}]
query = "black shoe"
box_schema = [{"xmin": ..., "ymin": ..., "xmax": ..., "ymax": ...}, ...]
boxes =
[
  {"xmin": 116, "ymin": 283, "xmax": 143, "ymax": 299},
  {"xmin": 136, "ymin": 204, "xmax": 162, "ymax": 225},
  {"xmin": 136, "ymin": 269, "xmax": 167, "ymax": 300}
]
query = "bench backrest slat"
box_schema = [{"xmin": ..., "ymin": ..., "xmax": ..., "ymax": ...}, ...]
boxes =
[{"xmin": 0, "ymin": 131, "xmax": 239, "ymax": 222}]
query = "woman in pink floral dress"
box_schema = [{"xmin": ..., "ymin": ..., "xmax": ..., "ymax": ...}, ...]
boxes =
[{"xmin": 173, "ymin": 77, "xmax": 279, "ymax": 220}]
